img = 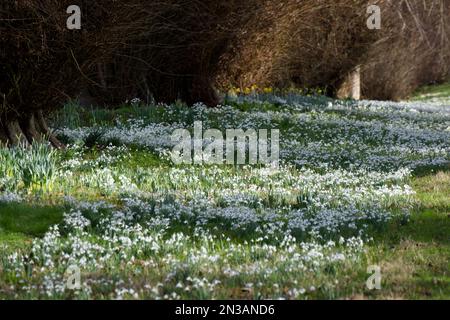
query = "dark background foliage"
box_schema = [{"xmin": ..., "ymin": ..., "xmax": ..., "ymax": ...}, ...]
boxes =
[{"xmin": 0, "ymin": 0, "xmax": 448, "ymax": 136}]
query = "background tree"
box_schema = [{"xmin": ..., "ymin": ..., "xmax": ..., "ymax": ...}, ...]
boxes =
[
  {"xmin": 1, "ymin": 0, "xmax": 449, "ymax": 148},
  {"xmin": 0, "ymin": 1, "xmax": 146, "ymax": 146}
]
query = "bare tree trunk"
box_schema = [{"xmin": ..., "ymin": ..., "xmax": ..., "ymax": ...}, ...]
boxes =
[
  {"xmin": 34, "ymin": 110, "xmax": 65, "ymax": 149},
  {"xmin": 4, "ymin": 119, "xmax": 29, "ymax": 146},
  {"xmin": 0, "ymin": 110, "xmax": 64, "ymax": 148},
  {"xmin": 20, "ymin": 114, "xmax": 43, "ymax": 144},
  {"xmin": 337, "ymin": 66, "xmax": 361, "ymax": 100}
]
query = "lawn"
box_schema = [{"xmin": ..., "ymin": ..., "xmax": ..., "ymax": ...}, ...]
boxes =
[
  {"xmin": 410, "ymin": 82, "xmax": 450, "ymax": 105},
  {"xmin": 0, "ymin": 93, "xmax": 448, "ymax": 299}
]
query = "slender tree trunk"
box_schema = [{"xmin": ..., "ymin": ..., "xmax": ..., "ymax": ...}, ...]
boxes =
[
  {"xmin": 337, "ymin": 66, "xmax": 361, "ymax": 100},
  {"xmin": 35, "ymin": 110, "xmax": 65, "ymax": 149}
]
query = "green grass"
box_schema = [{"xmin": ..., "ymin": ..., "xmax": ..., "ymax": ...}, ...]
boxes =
[
  {"xmin": 299, "ymin": 171, "xmax": 449, "ymax": 300},
  {"xmin": 410, "ymin": 82, "xmax": 450, "ymax": 103},
  {"xmin": 1, "ymin": 95, "xmax": 449, "ymax": 299},
  {"xmin": 355, "ymin": 171, "xmax": 450, "ymax": 299},
  {"xmin": 0, "ymin": 148, "xmax": 162, "ymax": 246},
  {"xmin": 0, "ymin": 203, "xmax": 64, "ymax": 239},
  {"xmin": 0, "ymin": 167, "xmax": 447, "ymax": 299},
  {"xmin": 121, "ymin": 148, "xmax": 169, "ymax": 169},
  {"xmin": 0, "ymin": 231, "xmax": 31, "ymax": 250}
]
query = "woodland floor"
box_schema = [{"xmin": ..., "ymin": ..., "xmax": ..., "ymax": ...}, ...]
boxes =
[{"xmin": 0, "ymin": 87, "xmax": 448, "ymax": 299}]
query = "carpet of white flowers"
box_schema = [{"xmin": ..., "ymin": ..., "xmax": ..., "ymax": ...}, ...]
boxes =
[{"xmin": 0, "ymin": 94, "xmax": 449, "ymax": 299}]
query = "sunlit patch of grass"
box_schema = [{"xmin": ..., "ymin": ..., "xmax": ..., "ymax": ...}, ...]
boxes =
[
  {"xmin": 120, "ymin": 148, "xmax": 169, "ymax": 169},
  {"xmin": 412, "ymin": 170, "xmax": 450, "ymax": 212},
  {"xmin": 0, "ymin": 231, "xmax": 31, "ymax": 250},
  {"xmin": 337, "ymin": 171, "xmax": 450, "ymax": 300},
  {"xmin": 410, "ymin": 82, "xmax": 450, "ymax": 104},
  {"xmin": 0, "ymin": 93, "xmax": 449, "ymax": 299}
]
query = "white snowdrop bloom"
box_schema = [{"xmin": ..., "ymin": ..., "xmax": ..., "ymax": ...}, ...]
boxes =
[
  {"xmin": 0, "ymin": 192, "xmax": 22, "ymax": 203},
  {"xmin": 2, "ymin": 92, "xmax": 448, "ymax": 299}
]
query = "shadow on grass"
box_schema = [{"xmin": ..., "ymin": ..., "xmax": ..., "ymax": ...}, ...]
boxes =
[
  {"xmin": 412, "ymin": 165, "xmax": 450, "ymax": 178},
  {"xmin": 397, "ymin": 210, "xmax": 448, "ymax": 245},
  {"xmin": 365, "ymin": 170, "xmax": 450, "ymax": 299},
  {"xmin": 0, "ymin": 203, "xmax": 64, "ymax": 238}
]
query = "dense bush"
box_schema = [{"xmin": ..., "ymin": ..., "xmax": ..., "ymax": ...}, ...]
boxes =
[
  {"xmin": 92, "ymin": 0, "xmax": 449, "ymax": 103},
  {"xmin": 361, "ymin": 0, "xmax": 450, "ymax": 100},
  {"xmin": 0, "ymin": 1, "xmax": 145, "ymax": 146},
  {"xmin": 216, "ymin": 0, "xmax": 376, "ymax": 95},
  {"xmin": 1, "ymin": 1, "xmax": 448, "ymax": 147},
  {"xmin": 217, "ymin": 0, "xmax": 450, "ymax": 100},
  {"xmin": 87, "ymin": 1, "xmax": 255, "ymax": 106}
]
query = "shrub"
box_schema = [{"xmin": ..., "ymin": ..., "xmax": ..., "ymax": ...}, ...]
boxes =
[
  {"xmin": 1, "ymin": 0, "xmax": 448, "ymax": 140},
  {"xmin": 216, "ymin": 0, "xmax": 376, "ymax": 96},
  {"xmin": 0, "ymin": 1, "xmax": 145, "ymax": 146},
  {"xmin": 361, "ymin": 0, "xmax": 450, "ymax": 100}
]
